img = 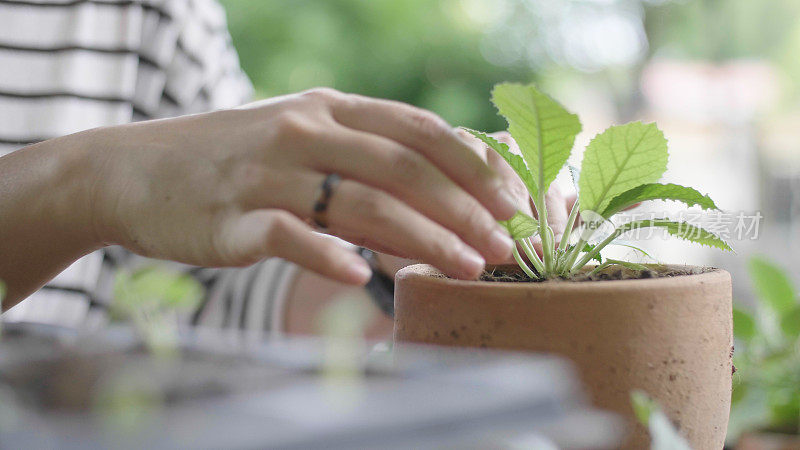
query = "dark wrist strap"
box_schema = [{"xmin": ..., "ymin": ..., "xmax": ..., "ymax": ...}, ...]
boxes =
[{"xmin": 357, "ymin": 247, "xmax": 395, "ymax": 317}]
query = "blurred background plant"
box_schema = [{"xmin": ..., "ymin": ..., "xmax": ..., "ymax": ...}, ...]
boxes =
[
  {"xmin": 112, "ymin": 266, "xmax": 204, "ymax": 356},
  {"xmin": 316, "ymin": 296, "xmax": 373, "ymax": 410},
  {"xmin": 729, "ymin": 256, "xmax": 800, "ymax": 443},
  {"xmin": 93, "ymin": 267, "xmax": 205, "ymax": 432},
  {"xmin": 631, "ymin": 390, "xmax": 691, "ymax": 450}
]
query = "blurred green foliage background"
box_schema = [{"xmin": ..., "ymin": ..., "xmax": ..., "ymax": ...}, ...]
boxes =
[
  {"xmin": 220, "ymin": 0, "xmax": 800, "ymax": 129},
  {"xmin": 220, "ymin": 0, "xmax": 531, "ymax": 131}
]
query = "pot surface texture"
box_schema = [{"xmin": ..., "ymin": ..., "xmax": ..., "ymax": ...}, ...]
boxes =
[{"xmin": 394, "ymin": 264, "xmax": 733, "ymax": 449}]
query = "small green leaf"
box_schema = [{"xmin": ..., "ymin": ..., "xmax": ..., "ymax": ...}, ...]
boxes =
[
  {"xmin": 602, "ymin": 183, "xmax": 719, "ymax": 219},
  {"xmin": 163, "ymin": 274, "xmax": 204, "ymax": 310},
  {"xmin": 631, "ymin": 390, "xmax": 656, "ymax": 424},
  {"xmin": 649, "ymin": 409, "xmax": 693, "ymax": 450},
  {"xmin": 113, "ymin": 266, "xmax": 204, "ymax": 314},
  {"xmin": 606, "ymin": 259, "xmax": 650, "ymax": 272},
  {"xmin": 733, "ymin": 306, "xmax": 757, "ymax": 341},
  {"xmin": 579, "ymin": 122, "xmax": 668, "ymax": 215},
  {"xmin": 631, "ymin": 390, "xmax": 692, "ymax": 450},
  {"xmin": 616, "ymin": 219, "xmax": 732, "ymax": 252},
  {"xmin": 581, "ymin": 243, "xmax": 602, "ymax": 264},
  {"xmin": 491, "ymin": 83, "xmax": 582, "ymax": 198},
  {"xmin": 499, "ymin": 211, "xmax": 539, "ymax": 240},
  {"xmin": 0, "ymin": 279, "xmax": 5, "ymax": 302},
  {"xmin": 748, "ymin": 256, "xmax": 798, "ymax": 317},
  {"xmin": 608, "ymin": 242, "xmax": 653, "ymax": 259},
  {"xmin": 780, "ymin": 305, "xmax": 800, "ymax": 339},
  {"xmin": 462, "ymin": 128, "xmax": 537, "ymax": 196}
]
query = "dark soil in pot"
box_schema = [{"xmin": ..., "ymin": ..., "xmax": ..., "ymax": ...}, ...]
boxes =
[
  {"xmin": 394, "ymin": 263, "xmax": 733, "ymax": 450},
  {"xmin": 479, "ymin": 264, "xmax": 713, "ymax": 283}
]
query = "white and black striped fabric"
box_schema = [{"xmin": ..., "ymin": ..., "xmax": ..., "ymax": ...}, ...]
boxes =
[{"xmin": 0, "ymin": 0, "xmax": 297, "ymax": 334}]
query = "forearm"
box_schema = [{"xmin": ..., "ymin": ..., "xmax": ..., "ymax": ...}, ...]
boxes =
[
  {"xmin": 0, "ymin": 88, "xmax": 525, "ymax": 309},
  {"xmin": 0, "ymin": 133, "xmax": 103, "ymax": 308}
]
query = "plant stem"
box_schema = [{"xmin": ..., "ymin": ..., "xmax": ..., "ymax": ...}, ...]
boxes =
[
  {"xmin": 544, "ymin": 225, "xmax": 557, "ymax": 274},
  {"xmin": 561, "ymin": 236, "xmax": 587, "ymax": 274},
  {"xmin": 520, "ymin": 237, "xmax": 545, "ymax": 275},
  {"xmin": 571, "ymin": 218, "xmax": 673, "ymax": 273},
  {"xmin": 558, "ymin": 199, "xmax": 580, "ymax": 255},
  {"xmin": 535, "ymin": 194, "xmax": 553, "ymax": 274},
  {"xmin": 560, "ymin": 214, "xmax": 604, "ymax": 274},
  {"xmin": 512, "ymin": 246, "xmax": 536, "ymax": 278},
  {"xmin": 571, "ymin": 230, "xmax": 618, "ymax": 273},
  {"xmin": 587, "ymin": 261, "xmax": 613, "ymax": 276}
]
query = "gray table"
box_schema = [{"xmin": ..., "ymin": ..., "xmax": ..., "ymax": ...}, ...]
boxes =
[{"xmin": 0, "ymin": 324, "xmax": 623, "ymax": 449}]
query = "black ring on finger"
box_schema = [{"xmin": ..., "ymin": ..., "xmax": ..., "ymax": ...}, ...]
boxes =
[{"xmin": 311, "ymin": 173, "xmax": 342, "ymax": 229}]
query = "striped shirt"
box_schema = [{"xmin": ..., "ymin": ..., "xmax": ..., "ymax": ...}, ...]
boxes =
[{"xmin": 0, "ymin": 0, "xmax": 297, "ymax": 335}]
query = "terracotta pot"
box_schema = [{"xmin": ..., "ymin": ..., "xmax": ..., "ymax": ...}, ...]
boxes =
[
  {"xmin": 737, "ymin": 432, "xmax": 800, "ymax": 450},
  {"xmin": 394, "ymin": 264, "xmax": 733, "ymax": 449}
]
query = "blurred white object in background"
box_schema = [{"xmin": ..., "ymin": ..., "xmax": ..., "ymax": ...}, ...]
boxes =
[{"xmin": 635, "ymin": 58, "xmax": 779, "ymax": 266}]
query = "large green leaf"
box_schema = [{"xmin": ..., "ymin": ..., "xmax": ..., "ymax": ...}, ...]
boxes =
[
  {"xmin": 462, "ymin": 128, "xmax": 537, "ymax": 196},
  {"xmin": 602, "ymin": 183, "xmax": 719, "ymax": 218},
  {"xmin": 615, "ymin": 219, "xmax": 732, "ymax": 251},
  {"xmin": 491, "ymin": 83, "xmax": 581, "ymax": 199},
  {"xmin": 498, "ymin": 210, "xmax": 539, "ymax": 240},
  {"xmin": 579, "ymin": 122, "xmax": 668, "ymax": 215},
  {"xmin": 780, "ymin": 305, "xmax": 800, "ymax": 339},
  {"xmin": 748, "ymin": 256, "xmax": 797, "ymax": 317}
]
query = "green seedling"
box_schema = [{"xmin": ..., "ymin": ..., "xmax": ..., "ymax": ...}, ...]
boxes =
[
  {"xmin": 631, "ymin": 390, "xmax": 692, "ymax": 450},
  {"xmin": 466, "ymin": 83, "xmax": 731, "ymax": 280},
  {"xmin": 317, "ymin": 296, "xmax": 374, "ymax": 410},
  {"xmin": 112, "ymin": 266, "xmax": 204, "ymax": 356}
]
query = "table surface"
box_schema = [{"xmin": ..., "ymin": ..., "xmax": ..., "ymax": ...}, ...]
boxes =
[{"xmin": 0, "ymin": 323, "xmax": 624, "ymax": 449}]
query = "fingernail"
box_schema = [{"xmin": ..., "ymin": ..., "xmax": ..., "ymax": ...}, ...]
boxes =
[
  {"xmin": 459, "ymin": 247, "xmax": 485, "ymax": 278},
  {"xmin": 346, "ymin": 258, "xmax": 373, "ymax": 284},
  {"xmin": 496, "ymin": 188, "xmax": 518, "ymax": 219},
  {"xmin": 488, "ymin": 228, "xmax": 514, "ymax": 259}
]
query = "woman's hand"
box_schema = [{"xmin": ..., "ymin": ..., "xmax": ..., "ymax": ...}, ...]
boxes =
[
  {"xmin": 89, "ymin": 88, "xmax": 520, "ymax": 285},
  {"xmin": 458, "ymin": 130, "xmax": 576, "ymax": 259},
  {"xmin": 364, "ymin": 131, "xmax": 578, "ymax": 280}
]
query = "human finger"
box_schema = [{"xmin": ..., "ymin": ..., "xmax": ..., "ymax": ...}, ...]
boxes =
[
  {"xmin": 328, "ymin": 93, "xmax": 517, "ymax": 220},
  {"xmin": 220, "ymin": 209, "xmax": 372, "ymax": 285},
  {"xmin": 325, "ymin": 180, "xmax": 486, "ymax": 279},
  {"xmin": 300, "ymin": 128, "xmax": 513, "ymax": 262}
]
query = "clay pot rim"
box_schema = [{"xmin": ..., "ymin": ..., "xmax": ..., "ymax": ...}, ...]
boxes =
[{"xmin": 397, "ymin": 263, "xmax": 729, "ymax": 292}]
